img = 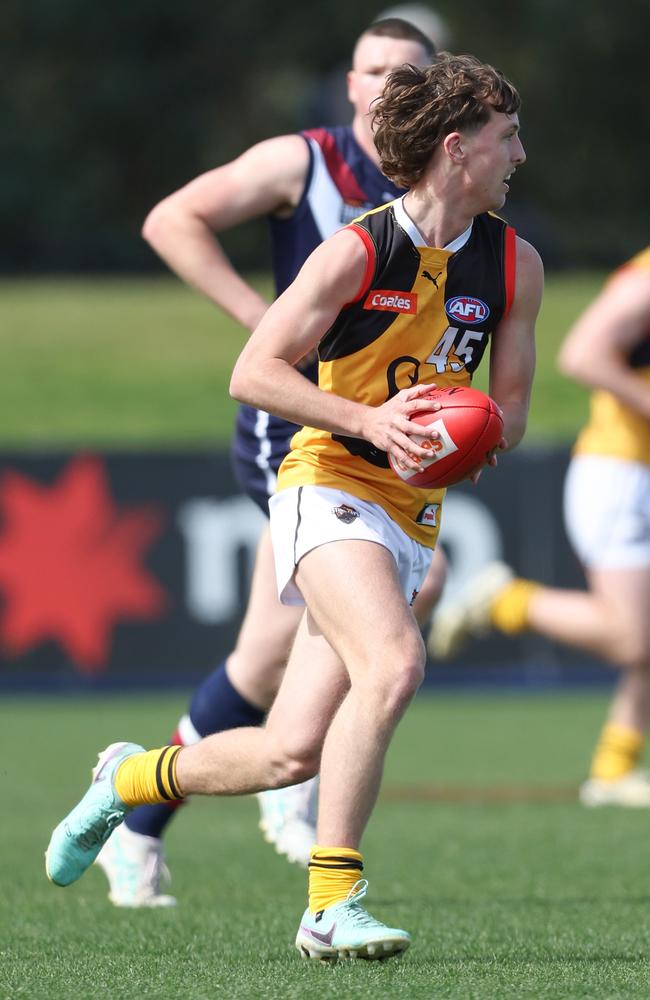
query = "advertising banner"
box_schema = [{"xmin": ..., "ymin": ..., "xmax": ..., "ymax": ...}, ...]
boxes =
[{"xmin": 0, "ymin": 448, "xmax": 609, "ymax": 691}]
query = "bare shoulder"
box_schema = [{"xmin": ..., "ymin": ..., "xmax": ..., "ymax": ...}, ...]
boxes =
[
  {"xmin": 298, "ymin": 226, "xmax": 372, "ymax": 303},
  {"xmin": 604, "ymin": 260, "xmax": 650, "ymax": 314},
  {"xmin": 511, "ymin": 236, "xmax": 544, "ymax": 311},
  {"xmin": 514, "ymin": 236, "xmax": 544, "ymax": 280},
  {"xmin": 236, "ymin": 134, "xmax": 311, "ymax": 195},
  {"xmin": 561, "ymin": 259, "xmax": 650, "ymax": 356},
  {"xmin": 308, "ymin": 226, "xmax": 371, "ymax": 272},
  {"xmin": 166, "ymin": 133, "xmax": 311, "ymax": 223}
]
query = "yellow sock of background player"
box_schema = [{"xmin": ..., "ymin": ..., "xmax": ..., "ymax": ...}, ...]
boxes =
[
  {"xmin": 308, "ymin": 846, "xmax": 364, "ymax": 912},
  {"xmin": 590, "ymin": 722, "xmax": 644, "ymax": 781},
  {"xmin": 490, "ymin": 579, "xmax": 541, "ymax": 634}
]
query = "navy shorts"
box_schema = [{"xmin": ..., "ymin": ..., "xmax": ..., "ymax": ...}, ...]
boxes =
[
  {"xmin": 231, "ymin": 403, "xmax": 299, "ymax": 517},
  {"xmin": 230, "ymin": 448, "xmax": 276, "ymax": 517}
]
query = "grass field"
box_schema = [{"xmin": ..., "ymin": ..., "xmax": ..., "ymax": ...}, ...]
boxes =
[
  {"xmin": 4, "ymin": 691, "xmax": 650, "ymax": 999},
  {"xmin": 0, "ymin": 272, "xmax": 602, "ymax": 448}
]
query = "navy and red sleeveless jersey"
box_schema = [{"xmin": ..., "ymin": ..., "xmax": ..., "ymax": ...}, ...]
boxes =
[{"xmin": 232, "ymin": 126, "xmax": 403, "ymax": 512}]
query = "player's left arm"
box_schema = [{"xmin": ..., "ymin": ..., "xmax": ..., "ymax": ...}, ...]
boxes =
[{"xmin": 488, "ymin": 236, "xmax": 544, "ymax": 450}]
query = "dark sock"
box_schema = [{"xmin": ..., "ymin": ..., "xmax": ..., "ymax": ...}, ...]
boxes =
[{"xmin": 126, "ymin": 662, "xmax": 265, "ymax": 839}]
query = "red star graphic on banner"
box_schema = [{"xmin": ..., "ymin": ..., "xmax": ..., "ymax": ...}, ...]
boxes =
[{"xmin": 0, "ymin": 455, "xmax": 167, "ymax": 673}]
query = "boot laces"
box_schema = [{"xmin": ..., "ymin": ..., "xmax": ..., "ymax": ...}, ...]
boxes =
[{"xmin": 75, "ymin": 807, "xmax": 124, "ymax": 851}]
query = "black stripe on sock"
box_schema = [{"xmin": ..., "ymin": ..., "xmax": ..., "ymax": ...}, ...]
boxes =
[
  {"xmin": 308, "ymin": 858, "xmax": 364, "ymax": 871},
  {"xmin": 166, "ymin": 746, "xmax": 182, "ymax": 800},
  {"xmin": 155, "ymin": 747, "xmax": 174, "ymax": 801}
]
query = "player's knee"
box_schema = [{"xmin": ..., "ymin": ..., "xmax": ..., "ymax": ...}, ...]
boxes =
[
  {"xmin": 368, "ymin": 644, "xmax": 426, "ymax": 717},
  {"xmin": 266, "ymin": 737, "xmax": 320, "ymax": 788},
  {"xmin": 392, "ymin": 653, "xmax": 426, "ymax": 705},
  {"xmin": 269, "ymin": 757, "xmax": 318, "ymax": 789}
]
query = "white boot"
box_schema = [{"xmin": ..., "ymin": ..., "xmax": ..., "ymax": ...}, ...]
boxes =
[
  {"xmin": 256, "ymin": 776, "xmax": 318, "ymax": 867},
  {"xmin": 94, "ymin": 823, "xmax": 176, "ymax": 907}
]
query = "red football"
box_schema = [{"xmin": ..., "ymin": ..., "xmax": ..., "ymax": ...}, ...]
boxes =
[{"xmin": 389, "ymin": 385, "xmax": 503, "ymax": 488}]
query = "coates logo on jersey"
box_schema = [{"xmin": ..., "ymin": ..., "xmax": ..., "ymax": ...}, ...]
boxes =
[
  {"xmin": 363, "ymin": 289, "xmax": 417, "ymax": 314},
  {"xmin": 445, "ymin": 295, "xmax": 490, "ymax": 325}
]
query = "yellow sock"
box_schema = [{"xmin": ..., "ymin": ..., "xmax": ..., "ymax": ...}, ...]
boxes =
[
  {"xmin": 490, "ymin": 579, "xmax": 540, "ymax": 635},
  {"xmin": 113, "ymin": 746, "xmax": 183, "ymax": 807},
  {"xmin": 590, "ymin": 723, "xmax": 644, "ymax": 780},
  {"xmin": 308, "ymin": 846, "xmax": 364, "ymax": 913}
]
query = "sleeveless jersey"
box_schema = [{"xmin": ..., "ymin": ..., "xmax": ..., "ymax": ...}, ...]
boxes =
[
  {"xmin": 232, "ymin": 126, "xmax": 403, "ymax": 501},
  {"xmin": 574, "ymin": 246, "xmax": 650, "ymax": 466},
  {"xmin": 277, "ymin": 197, "xmax": 517, "ymax": 547}
]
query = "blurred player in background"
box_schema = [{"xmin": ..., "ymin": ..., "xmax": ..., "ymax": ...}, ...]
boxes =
[
  {"xmin": 311, "ymin": 4, "xmax": 451, "ymax": 125},
  {"xmin": 94, "ymin": 17, "xmax": 447, "ymax": 908},
  {"xmin": 46, "ymin": 53, "xmax": 542, "ymax": 960},
  {"xmin": 431, "ymin": 247, "xmax": 650, "ymax": 806}
]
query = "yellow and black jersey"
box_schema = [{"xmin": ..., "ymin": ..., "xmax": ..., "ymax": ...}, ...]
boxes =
[
  {"xmin": 277, "ymin": 197, "xmax": 516, "ymax": 546},
  {"xmin": 574, "ymin": 246, "xmax": 650, "ymax": 466}
]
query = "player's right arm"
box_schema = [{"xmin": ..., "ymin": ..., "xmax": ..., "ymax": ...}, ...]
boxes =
[
  {"xmin": 230, "ymin": 228, "xmax": 440, "ymax": 470},
  {"xmin": 141, "ymin": 135, "xmax": 310, "ymax": 332}
]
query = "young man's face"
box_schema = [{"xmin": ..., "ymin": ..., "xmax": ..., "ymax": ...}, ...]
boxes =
[
  {"xmin": 347, "ymin": 33, "xmax": 432, "ymax": 121},
  {"xmin": 461, "ymin": 108, "xmax": 526, "ymax": 212}
]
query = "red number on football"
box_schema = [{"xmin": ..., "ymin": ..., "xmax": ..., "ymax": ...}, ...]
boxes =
[{"xmin": 388, "ymin": 385, "xmax": 503, "ymax": 488}]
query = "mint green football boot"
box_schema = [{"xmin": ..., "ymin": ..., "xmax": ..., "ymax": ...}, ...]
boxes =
[
  {"xmin": 295, "ymin": 879, "xmax": 411, "ymax": 962},
  {"xmin": 45, "ymin": 741, "xmax": 144, "ymax": 887}
]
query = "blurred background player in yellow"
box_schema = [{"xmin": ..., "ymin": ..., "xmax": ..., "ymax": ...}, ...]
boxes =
[
  {"xmin": 94, "ymin": 17, "xmax": 448, "ymax": 908},
  {"xmin": 431, "ymin": 246, "xmax": 650, "ymax": 806}
]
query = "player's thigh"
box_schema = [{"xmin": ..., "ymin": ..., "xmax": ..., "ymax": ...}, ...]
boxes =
[{"xmin": 296, "ymin": 538, "xmax": 425, "ymax": 684}]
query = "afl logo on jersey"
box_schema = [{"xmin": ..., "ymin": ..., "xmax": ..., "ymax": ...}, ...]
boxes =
[
  {"xmin": 445, "ymin": 295, "xmax": 490, "ymax": 324},
  {"xmin": 363, "ymin": 289, "xmax": 417, "ymax": 314}
]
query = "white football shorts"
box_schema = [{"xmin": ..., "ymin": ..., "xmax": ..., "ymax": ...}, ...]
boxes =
[
  {"xmin": 268, "ymin": 485, "xmax": 434, "ymax": 606},
  {"xmin": 564, "ymin": 455, "xmax": 650, "ymax": 569}
]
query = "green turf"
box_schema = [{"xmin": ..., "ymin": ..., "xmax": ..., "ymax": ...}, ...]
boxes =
[
  {"xmin": 4, "ymin": 690, "xmax": 650, "ymax": 998},
  {"xmin": 0, "ymin": 272, "xmax": 602, "ymax": 448}
]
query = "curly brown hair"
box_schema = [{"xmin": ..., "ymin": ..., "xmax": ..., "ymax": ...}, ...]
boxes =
[{"xmin": 372, "ymin": 52, "xmax": 521, "ymax": 188}]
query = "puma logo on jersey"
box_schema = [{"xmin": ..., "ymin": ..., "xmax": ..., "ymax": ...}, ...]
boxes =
[
  {"xmin": 363, "ymin": 290, "xmax": 417, "ymax": 314},
  {"xmin": 422, "ymin": 270, "xmax": 443, "ymax": 288},
  {"xmin": 416, "ymin": 503, "xmax": 440, "ymax": 526}
]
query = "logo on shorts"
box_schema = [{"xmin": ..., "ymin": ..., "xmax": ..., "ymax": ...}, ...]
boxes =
[
  {"xmin": 333, "ymin": 504, "xmax": 360, "ymax": 524},
  {"xmin": 363, "ymin": 289, "xmax": 417, "ymax": 314},
  {"xmin": 416, "ymin": 503, "xmax": 440, "ymax": 527}
]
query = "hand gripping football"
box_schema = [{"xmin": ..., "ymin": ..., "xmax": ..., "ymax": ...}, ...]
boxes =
[{"xmin": 389, "ymin": 385, "xmax": 504, "ymax": 488}]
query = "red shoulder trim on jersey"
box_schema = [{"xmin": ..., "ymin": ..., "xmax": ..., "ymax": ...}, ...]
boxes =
[
  {"xmin": 503, "ymin": 225, "xmax": 517, "ymax": 317},
  {"xmin": 346, "ymin": 224, "xmax": 377, "ymax": 304},
  {"xmin": 303, "ymin": 128, "xmax": 368, "ymax": 203}
]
